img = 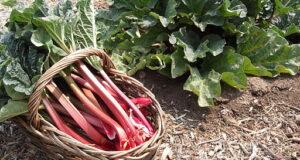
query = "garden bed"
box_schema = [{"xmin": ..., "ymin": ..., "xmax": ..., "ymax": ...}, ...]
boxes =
[
  {"xmin": 0, "ymin": 1, "xmax": 299, "ymax": 159},
  {"xmin": 1, "ymin": 70, "xmax": 299, "ymax": 159}
]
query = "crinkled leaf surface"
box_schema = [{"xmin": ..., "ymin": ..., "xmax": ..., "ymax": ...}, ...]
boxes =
[
  {"xmin": 171, "ymin": 28, "xmax": 226, "ymax": 62},
  {"xmin": 0, "ymin": 100, "xmax": 28, "ymax": 122},
  {"xmin": 272, "ymin": 9, "xmax": 300, "ymax": 36},
  {"xmin": 202, "ymin": 47, "xmax": 247, "ymax": 89},
  {"xmin": 240, "ymin": 0, "xmax": 263, "ymax": 17},
  {"xmin": 0, "ymin": 33, "xmax": 46, "ymax": 100},
  {"xmin": 170, "ymin": 48, "xmax": 189, "ymax": 78},
  {"xmin": 220, "ymin": 0, "xmax": 247, "ymax": 18},
  {"xmin": 184, "ymin": 67, "xmax": 221, "ymax": 107},
  {"xmin": 274, "ymin": 0, "xmax": 300, "ymax": 15},
  {"xmin": 243, "ymin": 56, "xmax": 273, "ymax": 77},
  {"xmin": 152, "ymin": 0, "xmax": 177, "ymax": 27},
  {"xmin": 181, "ymin": 0, "xmax": 207, "ymax": 14},
  {"xmin": 238, "ymin": 23, "xmax": 300, "ymax": 76}
]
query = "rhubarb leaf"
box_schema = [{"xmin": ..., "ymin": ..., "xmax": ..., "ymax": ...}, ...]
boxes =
[
  {"xmin": 0, "ymin": 100, "xmax": 28, "ymax": 122},
  {"xmin": 184, "ymin": 68, "xmax": 221, "ymax": 107},
  {"xmin": 274, "ymin": 0, "xmax": 300, "ymax": 15},
  {"xmin": 202, "ymin": 47, "xmax": 247, "ymax": 90},
  {"xmin": 152, "ymin": 0, "xmax": 177, "ymax": 27},
  {"xmin": 0, "ymin": 33, "xmax": 46, "ymax": 100},
  {"xmin": 271, "ymin": 9, "xmax": 300, "ymax": 36},
  {"xmin": 171, "ymin": 28, "xmax": 226, "ymax": 62},
  {"xmin": 238, "ymin": 23, "xmax": 300, "ymax": 76},
  {"xmin": 170, "ymin": 48, "xmax": 189, "ymax": 78},
  {"xmin": 243, "ymin": 57, "xmax": 273, "ymax": 77},
  {"xmin": 220, "ymin": 0, "xmax": 247, "ymax": 18}
]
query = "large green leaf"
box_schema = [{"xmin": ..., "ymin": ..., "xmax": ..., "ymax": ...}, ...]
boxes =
[
  {"xmin": 220, "ymin": 0, "xmax": 247, "ymax": 18},
  {"xmin": 3, "ymin": 61, "xmax": 32, "ymax": 99},
  {"xmin": 132, "ymin": 27, "xmax": 168, "ymax": 53},
  {"xmin": 0, "ymin": 33, "xmax": 46, "ymax": 100},
  {"xmin": 113, "ymin": 0, "xmax": 156, "ymax": 9},
  {"xmin": 6, "ymin": 0, "xmax": 47, "ymax": 32},
  {"xmin": 238, "ymin": 23, "xmax": 300, "ymax": 76},
  {"xmin": 170, "ymin": 27, "xmax": 200, "ymax": 62},
  {"xmin": 33, "ymin": 16, "xmax": 71, "ymax": 52},
  {"xmin": 170, "ymin": 27, "xmax": 226, "ymax": 62},
  {"xmin": 243, "ymin": 56, "xmax": 273, "ymax": 77},
  {"xmin": 240, "ymin": 0, "xmax": 262, "ymax": 17},
  {"xmin": 184, "ymin": 67, "xmax": 221, "ymax": 107},
  {"xmin": 189, "ymin": 0, "xmax": 224, "ymax": 31},
  {"xmin": 152, "ymin": 0, "xmax": 177, "ymax": 27},
  {"xmin": 181, "ymin": 0, "xmax": 207, "ymax": 14},
  {"xmin": 202, "ymin": 47, "xmax": 247, "ymax": 89},
  {"xmin": 170, "ymin": 48, "xmax": 189, "ymax": 78},
  {"xmin": 31, "ymin": 28, "xmax": 52, "ymax": 47},
  {"xmin": 74, "ymin": 0, "xmax": 98, "ymax": 49},
  {"xmin": 0, "ymin": 100, "xmax": 28, "ymax": 122},
  {"xmin": 271, "ymin": 9, "xmax": 300, "ymax": 36},
  {"xmin": 274, "ymin": 0, "xmax": 300, "ymax": 15},
  {"xmin": 196, "ymin": 34, "xmax": 226, "ymax": 57}
]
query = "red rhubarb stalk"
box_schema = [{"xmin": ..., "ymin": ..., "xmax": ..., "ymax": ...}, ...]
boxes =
[
  {"xmin": 72, "ymin": 74, "xmax": 152, "ymax": 110},
  {"xmin": 95, "ymin": 76, "xmax": 118, "ymax": 98},
  {"xmin": 81, "ymin": 111, "xmax": 116, "ymax": 140},
  {"xmin": 62, "ymin": 73, "xmax": 132, "ymax": 149},
  {"xmin": 98, "ymin": 70, "xmax": 154, "ymax": 133},
  {"xmin": 72, "ymin": 73, "xmax": 118, "ymax": 98},
  {"xmin": 82, "ymin": 88, "xmax": 107, "ymax": 113},
  {"xmin": 46, "ymin": 82, "xmax": 111, "ymax": 147},
  {"xmin": 51, "ymin": 102, "xmax": 104, "ymax": 130},
  {"xmin": 81, "ymin": 88, "xmax": 116, "ymax": 140},
  {"xmin": 73, "ymin": 73, "xmax": 132, "ymax": 110},
  {"xmin": 76, "ymin": 61, "xmax": 142, "ymax": 145},
  {"xmin": 131, "ymin": 97, "xmax": 153, "ymax": 108},
  {"xmin": 42, "ymin": 97, "xmax": 96, "ymax": 146},
  {"xmin": 71, "ymin": 73, "xmax": 96, "ymax": 93}
]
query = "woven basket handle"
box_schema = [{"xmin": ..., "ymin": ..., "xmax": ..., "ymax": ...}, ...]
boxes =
[{"xmin": 28, "ymin": 48, "xmax": 115, "ymax": 128}]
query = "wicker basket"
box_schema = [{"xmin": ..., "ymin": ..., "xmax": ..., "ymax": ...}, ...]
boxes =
[{"xmin": 13, "ymin": 48, "xmax": 165, "ymax": 160}]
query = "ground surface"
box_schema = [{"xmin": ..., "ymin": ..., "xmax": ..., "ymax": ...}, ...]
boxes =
[
  {"xmin": 0, "ymin": 1, "xmax": 299, "ymax": 160},
  {"xmin": 139, "ymin": 71, "xmax": 300, "ymax": 160}
]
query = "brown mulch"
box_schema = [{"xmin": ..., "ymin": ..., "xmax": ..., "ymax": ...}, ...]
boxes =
[{"xmin": 139, "ymin": 72, "xmax": 300, "ymax": 160}]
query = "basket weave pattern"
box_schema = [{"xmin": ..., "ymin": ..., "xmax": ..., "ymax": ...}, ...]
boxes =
[{"xmin": 14, "ymin": 48, "xmax": 165, "ymax": 160}]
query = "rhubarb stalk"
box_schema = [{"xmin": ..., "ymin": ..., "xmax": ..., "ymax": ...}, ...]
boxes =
[
  {"xmin": 98, "ymin": 69, "xmax": 154, "ymax": 133},
  {"xmin": 76, "ymin": 61, "xmax": 143, "ymax": 145},
  {"xmin": 46, "ymin": 82, "xmax": 111, "ymax": 147},
  {"xmin": 62, "ymin": 72, "xmax": 132, "ymax": 149}
]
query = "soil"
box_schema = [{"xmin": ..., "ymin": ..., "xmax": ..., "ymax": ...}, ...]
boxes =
[
  {"xmin": 138, "ymin": 71, "xmax": 300, "ymax": 160},
  {"xmin": 1, "ymin": 1, "xmax": 300, "ymax": 160}
]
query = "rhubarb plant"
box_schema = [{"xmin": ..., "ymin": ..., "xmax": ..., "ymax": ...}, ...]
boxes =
[{"xmin": 94, "ymin": 0, "xmax": 300, "ymax": 106}]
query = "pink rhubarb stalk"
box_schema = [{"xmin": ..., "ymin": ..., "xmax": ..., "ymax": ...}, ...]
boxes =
[
  {"xmin": 51, "ymin": 102, "xmax": 104, "ymax": 130},
  {"xmin": 97, "ymin": 70, "xmax": 154, "ymax": 133},
  {"xmin": 76, "ymin": 61, "xmax": 142, "ymax": 145},
  {"xmin": 63, "ymin": 73, "xmax": 132, "ymax": 149},
  {"xmin": 131, "ymin": 97, "xmax": 153, "ymax": 108},
  {"xmin": 46, "ymin": 82, "xmax": 111, "ymax": 147},
  {"xmin": 42, "ymin": 97, "xmax": 100, "ymax": 147},
  {"xmin": 71, "ymin": 73, "xmax": 96, "ymax": 93},
  {"xmin": 81, "ymin": 88, "xmax": 117, "ymax": 140}
]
